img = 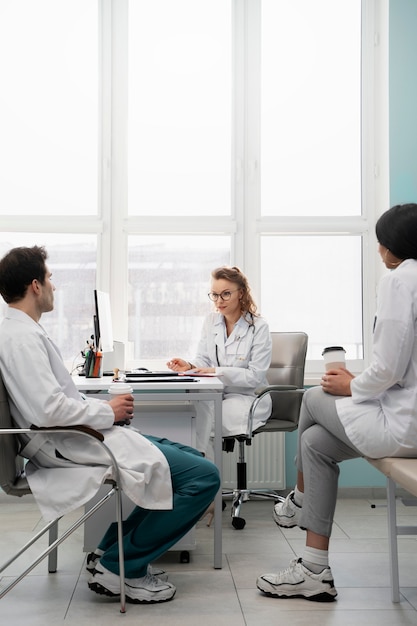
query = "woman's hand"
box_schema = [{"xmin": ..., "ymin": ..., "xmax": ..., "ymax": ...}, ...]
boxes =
[
  {"xmin": 321, "ymin": 367, "xmax": 354, "ymax": 396},
  {"xmin": 166, "ymin": 358, "xmax": 190, "ymax": 372}
]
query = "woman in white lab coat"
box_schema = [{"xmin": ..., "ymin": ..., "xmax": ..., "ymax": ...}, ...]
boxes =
[
  {"xmin": 167, "ymin": 265, "xmax": 272, "ymax": 456},
  {"xmin": 257, "ymin": 203, "xmax": 417, "ymax": 603}
]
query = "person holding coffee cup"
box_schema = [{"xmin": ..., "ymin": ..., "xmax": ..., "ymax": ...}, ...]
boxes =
[
  {"xmin": 0, "ymin": 245, "xmax": 220, "ymax": 605},
  {"xmin": 257, "ymin": 203, "xmax": 417, "ymax": 602},
  {"xmin": 322, "ymin": 346, "xmax": 346, "ymax": 371}
]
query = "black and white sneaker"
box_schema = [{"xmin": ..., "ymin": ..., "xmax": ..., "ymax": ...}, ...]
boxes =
[
  {"xmin": 257, "ymin": 558, "xmax": 337, "ymax": 602},
  {"xmin": 86, "ymin": 551, "xmax": 168, "ymax": 581},
  {"xmin": 273, "ymin": 491, "xmax": 303, "ymax": 528},
  {"xmin": 86, "ymin": 551, "xmax": 102, "ymax": 573},
  {"xmin": 88, "ymin": 562, "xmax": 176, "ymax": 604}
]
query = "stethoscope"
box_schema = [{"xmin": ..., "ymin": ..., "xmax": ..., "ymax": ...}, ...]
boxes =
[{"xmin": 214, "ymin": 313, "xmax": 255, "ymax": 366}]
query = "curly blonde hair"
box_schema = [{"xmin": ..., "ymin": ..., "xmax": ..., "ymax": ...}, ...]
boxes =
[{"xmin": 211, "ymin": 265, "xmax": 258, "ymax": 317}]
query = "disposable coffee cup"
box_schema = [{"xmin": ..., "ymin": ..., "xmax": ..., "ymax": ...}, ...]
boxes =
[
  {"xmin": 108, "ymin": 382, "xmax": 133, "ymax": 396},
  {"xmin": 108, "ymin": 383, "xmax": 134, "ymax": 426},
  {"xmin": 322, "ymin": 346, "xmax": 346, "ymax": 371}
]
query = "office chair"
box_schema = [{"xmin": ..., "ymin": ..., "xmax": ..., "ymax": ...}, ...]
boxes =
[
  {"xmin": 224, "ymin": 331, "xmax": 308, "ymax": 529},
  {"xmin": 0, "ymin": 374, "xmax": 127, "ymax": 613}
]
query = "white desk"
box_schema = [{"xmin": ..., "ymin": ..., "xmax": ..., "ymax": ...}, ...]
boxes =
[{"xmin": 73, "ymin": 375, "xmax": 223, "ymax": 569}]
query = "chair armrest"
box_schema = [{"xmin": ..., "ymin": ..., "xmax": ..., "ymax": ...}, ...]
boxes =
[
  {"xmin": 1, "ymin": 425, "xmax": 111, "ymax": 497},
  {"xmin": 27, "ymin": 425, "xmax": 121, "ymax": 488},
  {"xmin": 255, "ymin": 384, "xmax": 298, "ymax": 397},
  {"xmin": 247, "ymin": 385, "xmax": 304, "ymax": 439},
  {"xmin": 30, "ymin": 424, "xmax": 104, "ymax": 442}
]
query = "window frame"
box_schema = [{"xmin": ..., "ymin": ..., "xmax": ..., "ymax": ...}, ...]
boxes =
[{"xmin": 0, "ymin": 0, "xmax": 389, "ymax": 377}]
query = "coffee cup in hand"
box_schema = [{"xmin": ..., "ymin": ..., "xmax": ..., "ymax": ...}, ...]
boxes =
[
  {"xmin": 108, "ymin": 382, "xmax": 133, "ymax": 396},
  {"xmin": 108, "ymin": 383, "xmax": 134, "ymax": 425},
  {"xmin": 322, "ymin": 346, "xmax": 346, "ymax": 371}
]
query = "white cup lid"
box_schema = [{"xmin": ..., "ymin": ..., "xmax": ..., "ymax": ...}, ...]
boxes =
[{"xmin": 108, "ymin": 383, "xmax": 133, "ymax": 394}]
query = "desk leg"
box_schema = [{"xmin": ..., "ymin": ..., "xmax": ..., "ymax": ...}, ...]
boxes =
[{"xmin": 213, "ymin": 393, "xmax": 223, "ymax": 568}]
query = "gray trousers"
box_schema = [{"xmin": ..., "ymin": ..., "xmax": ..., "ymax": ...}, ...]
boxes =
[{"xmin": 297, "ymin": 386, "xmax": 362, "ymax": 537}]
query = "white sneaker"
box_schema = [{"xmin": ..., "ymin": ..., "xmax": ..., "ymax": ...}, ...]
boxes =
[
  {"xmin": 273, "ymin": 491, "xmax": 303, "ymax": 528},
  {"xmin": 86, "ymin": 551, "xmax": 102, "ymax": 573},
  {"xmin": 86, "ymin": 551, "xmax": 168, "ymax": 581},
  {"xmin": 88, "ymin": 562, "xmax": 176, "ymax": 603},
  {"xmin": 257, "ymin": 558, "xmax": 337, "ymax": 602}
]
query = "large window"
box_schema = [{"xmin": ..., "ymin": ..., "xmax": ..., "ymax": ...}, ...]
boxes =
[
  {"xmin": 260, "ymin": 0, "xmax": 362, "ymax": 217},
  {"xmin": 0, "ymin": 0, "xmax": 98, "ymax": 216},
  {"xmin": 128, "ymin": 0, "xmax": 232, "ymax": 217},
  {"xmin": 261, "ymin": 236, "xmax": 363, "ymax": 360},
  {"xmin": 127, "ymin": 236, "xmax": 230, "ymax": 362},
  {"xmin": 0, "ymin": 0, "xmax": 99, "ymax": 369},
  {"xmin": 0, "ymin": 233, "xmax": 96, "ymax": 368},
  {"xmin": 0, "ymin": 1, "xmax": 388, "ymax": 375}
]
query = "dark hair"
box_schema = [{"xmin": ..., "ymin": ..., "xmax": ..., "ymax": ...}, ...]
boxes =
[
  {"xmin": 376, "ymin": 203, "xmax": 417, "ymax": 260},
  {"xmin": 0, "ymin": 246, "xmax": 48, "ymax": 304},
  {"xmin": 211, "ymin": 265, "xmax": 258, "ymax": 316}
]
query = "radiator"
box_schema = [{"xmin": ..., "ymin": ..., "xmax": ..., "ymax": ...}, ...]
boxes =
[{"xmin": 221, "ymin": 431, "xmax": 285, "ymax": 490}]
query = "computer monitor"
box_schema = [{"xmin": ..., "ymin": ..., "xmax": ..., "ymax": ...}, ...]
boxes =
[{"xmin": 94, "ymin": 289, "xmax": 114, "ymax": 353}]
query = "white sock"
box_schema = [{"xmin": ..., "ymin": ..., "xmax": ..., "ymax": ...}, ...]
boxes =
[
  {"xmin": 293, "ymin": 486, "xmax": 304, "ymax": 507},
  {"xmin": 302, "ymin": 546, "xmax": 329, "ymax": 573}
]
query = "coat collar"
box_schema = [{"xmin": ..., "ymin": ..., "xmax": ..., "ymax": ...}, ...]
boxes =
[
  {"xmin": 4, "ymin": 306, "xmax": 50, "ymax": 339},
  {"xmin": 213, "ymin": 312, "xmax": 253, "ymax": 338}
]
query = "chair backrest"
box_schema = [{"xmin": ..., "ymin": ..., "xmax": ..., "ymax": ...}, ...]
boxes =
[
  {"xmin": 258, "ymin": 331, "xmax": 308, "ymax": 433},
  {"xmin": 0, "ymin": 373, "xmax": 30, "ymax": 496},
  {"xmin": 268, "ymin": 332, "xmax": 308, "ymax": 387}
]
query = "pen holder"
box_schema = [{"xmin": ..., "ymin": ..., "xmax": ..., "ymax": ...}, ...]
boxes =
[{"xmin": 85, "ymin": 351, "xmax": 103, "ymax": 378}]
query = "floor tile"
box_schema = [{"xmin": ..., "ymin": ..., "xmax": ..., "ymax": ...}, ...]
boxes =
[{"xmin": 1, "ymin": 494, "xmax": 416, "ymax": 624}]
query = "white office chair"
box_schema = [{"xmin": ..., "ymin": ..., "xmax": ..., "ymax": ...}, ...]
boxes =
[
  {"xmin": 0, "ymin": 374, "xmax": 127, "ymax": 613},
  {"xmin": 223, "ymin": 331, "xmax": 308, "ymax": 529}
]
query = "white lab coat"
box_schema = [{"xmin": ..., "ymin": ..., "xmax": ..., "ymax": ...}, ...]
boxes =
[
  {"xmin": 0, "ymin": 308, "xmax": 172, "ymax": 521},
  {"xmin": 337, "ymin": 258, "xmax": 417, "ymax": 458},
  {"xmin": 193, "ymin": 312, "xmax": 272, "ymax": 448}
]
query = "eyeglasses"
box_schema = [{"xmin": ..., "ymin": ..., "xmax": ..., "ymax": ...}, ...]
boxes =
[{"xmin": 208, "ymin": 289, "xmax": 239, "ymax": 302}]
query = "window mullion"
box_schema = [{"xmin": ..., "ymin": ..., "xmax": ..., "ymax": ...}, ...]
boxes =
[
  {"xmin": 239, "ymin": 1, "xmax": 262, "ymax": 299},
  {"xmin": 101, "ymin": 0, "xmax": 129, "ymax": 345}
]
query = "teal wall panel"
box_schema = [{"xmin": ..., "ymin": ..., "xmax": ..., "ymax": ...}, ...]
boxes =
[{"xmin": 390, "ymin": 0, "xmax": 417, "ymax": 204}]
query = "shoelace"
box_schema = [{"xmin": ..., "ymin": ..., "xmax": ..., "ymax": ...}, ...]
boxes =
[
  {"xmin": 126, "ymin": 572, "xmax": 165, "ymax": 590},
  {"xmin": 89, "ymin": 555, "xmax": 167, "ymax": 583},
  {"xmin": 276, "ymin": 558, "xmax": 300, "ymax": 579}
]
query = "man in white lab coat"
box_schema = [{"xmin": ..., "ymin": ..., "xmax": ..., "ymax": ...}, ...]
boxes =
[{"xmin": 0, "ymin": 245, "xmax": 220, "ymax": 605}]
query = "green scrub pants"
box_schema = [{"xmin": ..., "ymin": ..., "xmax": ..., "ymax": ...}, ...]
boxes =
[{"xmin": 98, "ymin": 436, "xmax": 220, "ymax": 578}]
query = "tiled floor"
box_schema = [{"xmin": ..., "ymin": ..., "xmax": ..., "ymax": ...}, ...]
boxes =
[{"xmin": 1, "ymin": 490, "xmax": 417, "ymax": 625}]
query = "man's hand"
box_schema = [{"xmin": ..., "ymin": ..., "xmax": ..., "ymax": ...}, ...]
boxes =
[
  {"xmin": 320, "ymin": 367, "xmax": 354, "ymax": 396},
  {"xmin": 109, "ymin": 394, "xmax": 135, "ymax": 425}
]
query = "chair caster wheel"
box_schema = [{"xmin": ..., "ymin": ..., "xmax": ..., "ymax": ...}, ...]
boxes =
[
  {"xmin": 232, "ymin": 516, "xmax": 246, "ymax": 530},
  {"xmin": 180, "ymin": 550, "xmax": 190, "ymax": 563}
]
